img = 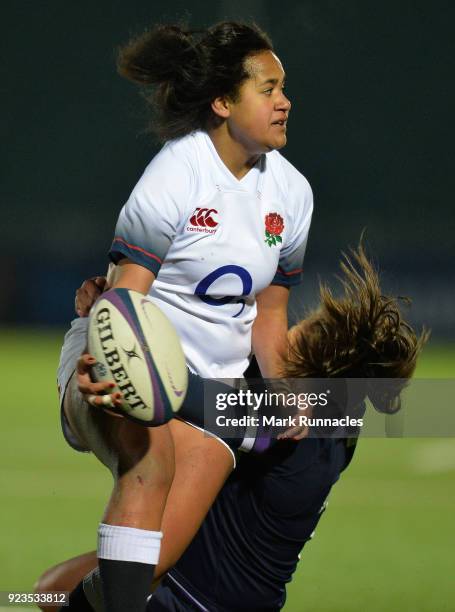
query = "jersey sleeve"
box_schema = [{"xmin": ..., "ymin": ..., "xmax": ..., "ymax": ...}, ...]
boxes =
[
  {"xmin": 272, "ymin": 163, "xmax": 313, "ymax": 287},
  {"xmin": 109, "ymin": 141, "xmax": 194, "ymax": 276}
]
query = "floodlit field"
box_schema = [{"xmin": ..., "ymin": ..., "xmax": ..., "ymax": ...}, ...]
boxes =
[{"xmin": 0, "ymin": 329, "xmax": 454, "ymax": 611}]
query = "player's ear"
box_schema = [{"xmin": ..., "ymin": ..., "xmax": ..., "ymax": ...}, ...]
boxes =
[{"xmin": 211, "ymin": 96, "xmax": 231, "ymax": 119}]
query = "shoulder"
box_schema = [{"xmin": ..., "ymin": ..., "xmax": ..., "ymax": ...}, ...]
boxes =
[
  {"xmin": 131, "ymin": 132, "xmax": 208, "ymax": 208},
  {"xmin": 266, "ymin": 151, "xmax": 313, "ymax": 229},
  {"xmin": 137, "ymin": 132, "xmax": 201, "ymax": 192},
  {"xmin": 269, "ymin": 151, "xmax": 312, "ymax": 201}
]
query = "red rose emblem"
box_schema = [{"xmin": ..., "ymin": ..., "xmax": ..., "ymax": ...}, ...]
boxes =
[
  {"xmin": 265, "ymin": 213, "xmax": 284, "ymax": 235},
  {"xmin": 264, "ymin": 213, "xmax": 284, "ymax": 247}
]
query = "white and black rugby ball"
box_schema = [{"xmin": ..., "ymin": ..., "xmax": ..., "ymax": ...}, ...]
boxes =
[{"xmin": 88, "ymin": 288, "xmax": 188, "ymax": 425}]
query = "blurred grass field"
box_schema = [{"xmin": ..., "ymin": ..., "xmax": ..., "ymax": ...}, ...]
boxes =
[{"xmin": 0, "ymin": 329, "xmax": 454, "ymax": 611}]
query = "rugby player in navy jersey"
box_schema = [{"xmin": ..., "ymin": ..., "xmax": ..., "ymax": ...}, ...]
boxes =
[{"xmin": 36, "ymin": 245, "xmax": 427, "ymax": 611}]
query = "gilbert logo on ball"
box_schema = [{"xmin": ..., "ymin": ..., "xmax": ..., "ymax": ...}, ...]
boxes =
[{"xmin": 88, "ymin": 288, "xmax": 188, "ymax": 426}]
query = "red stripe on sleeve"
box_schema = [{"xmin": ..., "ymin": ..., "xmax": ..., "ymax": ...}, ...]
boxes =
[
  {"xmin": 112, "ymin": 237, "xmax": 162, "ymax": 264},
  {"xmin": 277, "ymin": 266, "xmax": 303, "ymax": 276}
]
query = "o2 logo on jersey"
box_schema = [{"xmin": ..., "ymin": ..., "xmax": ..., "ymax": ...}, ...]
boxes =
[
  {"xmin": 195, "ymin": 265, "xmax": 252, "ymax": 318},
  {"xmin": 186, "ymin": 208, "xmax": 219, "ymax": 235}
]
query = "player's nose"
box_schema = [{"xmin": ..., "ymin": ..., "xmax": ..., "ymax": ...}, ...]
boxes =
[{"xmin": 276, "ymin": 92, "xmax": 291, "ymax": 112}]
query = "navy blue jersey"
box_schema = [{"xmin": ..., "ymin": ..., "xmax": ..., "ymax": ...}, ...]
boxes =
[{"xmin": 150, "ymin": 437, "xmax": 356, "ymax": 611}]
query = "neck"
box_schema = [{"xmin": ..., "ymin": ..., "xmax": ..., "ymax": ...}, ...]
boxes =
[{"xmin": 207, "ymin": 125, "xmax": 261, "ymax": 180}]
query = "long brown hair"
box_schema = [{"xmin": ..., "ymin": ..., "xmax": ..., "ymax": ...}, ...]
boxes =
[{"xmin": 285, "ymin": 244, "xmax": 429, "ymax": 413}]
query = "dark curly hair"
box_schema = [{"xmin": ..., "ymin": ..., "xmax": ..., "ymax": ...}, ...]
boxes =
[
  {"xmin": 284, "ymin": 243, "xmax": 429, "ymax": 413},
  {"xmin": 117, "ymin": 21, "xmax": 273, "ymax": 141}
]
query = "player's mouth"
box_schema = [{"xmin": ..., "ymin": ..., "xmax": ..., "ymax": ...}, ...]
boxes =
[{"xmin": 271, "ymin": 119, "xmax": 287, "ymax": 128}]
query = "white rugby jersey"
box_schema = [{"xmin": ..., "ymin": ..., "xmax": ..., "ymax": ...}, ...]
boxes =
[{"xmin": 109, "ymin": 131, "xmax": 313, "ymax": 377}]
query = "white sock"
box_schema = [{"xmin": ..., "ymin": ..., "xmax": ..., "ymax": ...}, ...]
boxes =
[{"xmin": 97, "ymin": 523, "xmax": 162, "ymax": 564}]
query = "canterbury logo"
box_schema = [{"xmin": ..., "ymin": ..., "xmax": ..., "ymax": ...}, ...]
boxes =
[
  {"xmin": 190, "ymin": 208, "xmax": 218, "ymax": 228},
  {"xmin": 186, "ymin": 208, "xmax": 219, "ymax": 234}
]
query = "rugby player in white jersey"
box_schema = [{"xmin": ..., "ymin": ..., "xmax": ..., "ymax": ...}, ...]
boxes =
[{"xmin": 44, "ymin": 21, "xmax": 314, "ymax": 612}]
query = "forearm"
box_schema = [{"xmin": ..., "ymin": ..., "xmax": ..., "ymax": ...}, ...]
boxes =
[
  {"xmin": 252, "ymin": 316, "xmax": 288, "ymax": 378},
  {"xmin": 252, "ymin": 285, "xmax": 290, "ymax": 378}
]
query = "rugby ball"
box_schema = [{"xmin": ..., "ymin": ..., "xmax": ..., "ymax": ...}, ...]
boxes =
[{"xmin": 87, "ymin": 288, "xmax": 188, "ymax": 425}]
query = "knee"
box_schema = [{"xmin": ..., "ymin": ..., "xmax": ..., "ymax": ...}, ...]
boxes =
[
  {"xmin": 34, "ymin": 553, "xmax": 97, "ymax": 611},
  {"xmin": 34, "ymin": 567, "xmax": 58, "ymax": 594},
  {"xmin": 34, "ymin": 567, "xmax": 61, "ymax": 611},
  {"xmin": 115, "ymin": 423, "xmax": 175, "ymax": 490}
]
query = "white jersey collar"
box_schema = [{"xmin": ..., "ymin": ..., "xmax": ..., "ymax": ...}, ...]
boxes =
[{"xmin": 200, "ymin": 131, "xmax": 265, "ymax": 196}]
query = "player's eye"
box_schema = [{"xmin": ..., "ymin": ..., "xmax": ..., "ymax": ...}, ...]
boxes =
[{"xmin": 263, "ymin": 88, "xmax": 273, "ymax": 95}]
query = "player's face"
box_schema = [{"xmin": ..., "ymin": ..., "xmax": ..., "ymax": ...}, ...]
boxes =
[{"xmin": 227, "ymin": 51, "xmax": 291, "ymax": 154}]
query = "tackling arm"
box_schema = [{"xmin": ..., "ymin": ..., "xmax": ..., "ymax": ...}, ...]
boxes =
[{"xmin": 252, "ymin": 284, "xmax": 290, "ymax": 378}]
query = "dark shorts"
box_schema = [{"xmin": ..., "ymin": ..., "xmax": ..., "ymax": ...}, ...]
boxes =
[{"xmin": 148, "ymin": 576, "xmax": 208, "ymax": 612}]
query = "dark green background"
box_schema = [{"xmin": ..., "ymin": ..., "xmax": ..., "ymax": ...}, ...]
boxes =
[
  {"xmin": 2, "ymin": 0, "xmax": 454, "ymax": 338},
  {"xmin": 1, "ymin": 4, "xmax": 454, "ymax": 609}
]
